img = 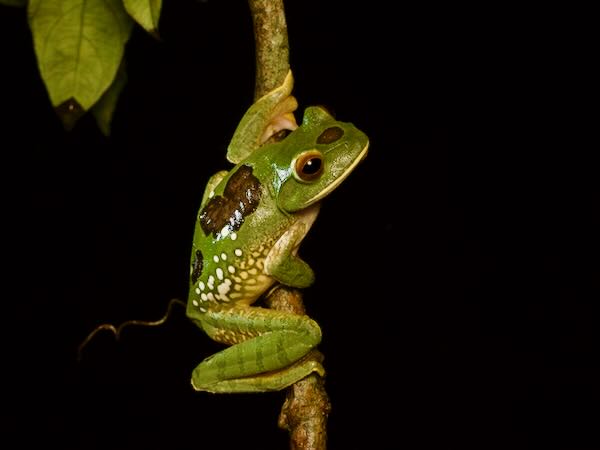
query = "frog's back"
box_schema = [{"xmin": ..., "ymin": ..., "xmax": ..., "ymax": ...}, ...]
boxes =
[{"xmin": 186, "ymin": 163, "xmax": 292, "ymax": 316}]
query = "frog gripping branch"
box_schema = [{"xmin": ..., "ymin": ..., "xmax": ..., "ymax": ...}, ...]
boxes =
[
  {"xmin": 73, "ymin": 1, "xmax": 369, "ymax": 447},
  {"xmin": 77, "ymin": 79, "xmax": 369, "ymax": 395},
  {"xmin": 186, "ymin": 73, "xmax": 368, "ymax": 393}
]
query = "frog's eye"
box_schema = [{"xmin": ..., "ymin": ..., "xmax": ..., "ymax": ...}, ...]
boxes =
[{"xmin": 294, "ymin": 150, "xmax": 324, "ymax": 182}]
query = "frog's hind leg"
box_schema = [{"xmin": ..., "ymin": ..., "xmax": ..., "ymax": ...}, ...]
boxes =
[{"xmin": 192, "ymin": 305, "xmax": 323, "ymax": 393}]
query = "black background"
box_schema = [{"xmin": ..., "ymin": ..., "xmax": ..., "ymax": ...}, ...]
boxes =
[{"xmin": 2, "ymin": 1, "xmax": 597, "ymax": 449}]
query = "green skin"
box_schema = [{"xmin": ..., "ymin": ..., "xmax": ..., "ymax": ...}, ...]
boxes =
[{"xmin": 187, "ymin": 73, "xmax": 369, "ymax": 393}]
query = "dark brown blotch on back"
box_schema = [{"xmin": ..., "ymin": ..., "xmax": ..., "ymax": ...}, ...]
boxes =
[
  {"xmin": 199, "ymin": 165, "xmax": 262, "ymax": 237},
  {"xmin": 316, "ymin": 126, "xmax": 344, "ymax": 144},
  {"xmin": 191, "ymin": 249, "xmax": 204, "ymax": 283}
]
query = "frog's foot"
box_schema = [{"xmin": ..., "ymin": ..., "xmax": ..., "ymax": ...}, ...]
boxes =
[
  {"xmin": 191, "ymin": 305, "xmax": 323, "ymax": 393},
  {"xmin": 227, "ymin": 70, "xmax": 298, "ymax": 164},
  {"xmin": 259, "ymin": 95, "xmax": 298, "ymax": 145}
]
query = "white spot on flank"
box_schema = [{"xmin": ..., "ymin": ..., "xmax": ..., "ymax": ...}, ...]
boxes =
[
  {"xmin": 221, "ymin": 252, "xmax": 227, "ymax": 261},
  {"xmin": 213, "ymin": 255, "xmax": 219, "ymax": 263},
  {"xmin": 195, "ymin": 288, "xmax": 201, "ymax": 295},
  {"xmin": 198, "ymin": 281, "xmax": 205, "ymax": 291},
  {"xmin": 228, "ymin": 265, "xmax": 235, "ymax": 274},
  {"xmin": 234, "ymin": 248, "xmax": 242, "ymax": 257},
  {"xmin": 200, "ymin": 306, "xmax": 207, "ymax": 313},
  {"xmin": 201, "ymin": 293, "xmax": 208, "ymax": 301},
  {"xmin": 216, "ymin": 268, "xmax": 224, "ymax": 280},
  {"xmin": 207, "ymin": 292, "xmax": 215, "ymax": 302},
  {"xmin": 221, "ymin": 226, "xmax": 230, "ymax": 237},
  {"xmin": 192, "ymin": 299, "xmax": 198, "ymax": 306},
  {"xmin": 234, "ymin": 210, "xmax": 242, "ymax": 223},
  {"xmin": 217, "ymin": 282, "xmax": 231, "ymax": 296},
  {"xmin": 208, "ymin": 275, "xmax": 215, "ymax": 289},
  {"xmin": 230, "ymin": 232, "xmax": 237, "ymax": 241}
]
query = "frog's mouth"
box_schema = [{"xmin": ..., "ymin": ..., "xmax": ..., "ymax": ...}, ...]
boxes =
[{"xmin": 304, "ymin": 141, "xmax": 369, "ymax": 206}]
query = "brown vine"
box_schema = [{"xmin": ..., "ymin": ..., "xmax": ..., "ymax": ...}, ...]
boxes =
[{"xmin": 248, "ymin": 1, "xmax": 331, "ymax": 448}]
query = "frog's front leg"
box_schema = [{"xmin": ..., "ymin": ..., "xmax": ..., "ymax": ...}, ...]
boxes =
[
  {"xmin": 263, "ymin": 205, "xmax": 320, "ymax": 288},
  {"xmin": 191, "ymin": 305, "xmax": 323, "ymax": 393}
]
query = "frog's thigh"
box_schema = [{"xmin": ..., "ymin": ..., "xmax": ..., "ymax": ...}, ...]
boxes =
[{"xmin": 192, "ymin": 305, "xmax": 322, "ymax": 393}]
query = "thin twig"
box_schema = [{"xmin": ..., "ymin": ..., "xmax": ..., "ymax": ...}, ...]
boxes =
[
  {"xmin": 77, "ymin": 298, "xmax": 186, "ymax": 361},
  {"xmin": 248, "ymin": 1, "xmax": 331, "ymax": 448}
]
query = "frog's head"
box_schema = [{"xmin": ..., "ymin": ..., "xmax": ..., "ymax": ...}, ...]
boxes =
[{"xmin": 267, "ymin": 106, "xmax": 369, "ymax": 213}]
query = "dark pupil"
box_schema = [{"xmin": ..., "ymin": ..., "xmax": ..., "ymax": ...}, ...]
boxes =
[{"xmin": 303, "ymin": 158, "xmax": 322, "ymax": 175}]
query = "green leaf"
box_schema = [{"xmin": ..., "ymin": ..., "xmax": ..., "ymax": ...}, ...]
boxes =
[
  {"xmin": 0, "ymin": 0, "xmax": 27, "ymax": 7},
  {"xmin": 124, "ymin": 0, "xmax": 161, "ymax": 35},
  {"xmin": 91, "ymin": 60, "xmax": 127, "ymax": 136},
  {"xmin": 28, "ymin": 0, "xmax": 133, "ymax": 124}
]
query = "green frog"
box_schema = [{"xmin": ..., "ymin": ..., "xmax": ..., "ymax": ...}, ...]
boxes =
[{"xmin": 187, "ymin": 71, "xmax": 369, "ymax": 393}]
